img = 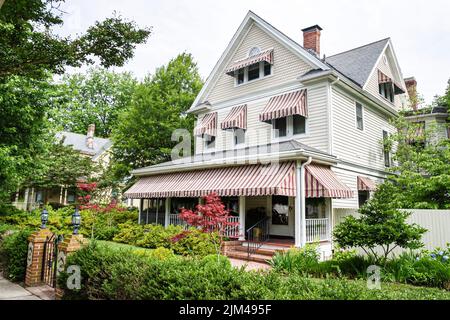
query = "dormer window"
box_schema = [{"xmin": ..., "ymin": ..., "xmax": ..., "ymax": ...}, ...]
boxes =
[
  {"xmin": 225, "ymin": 49, "xmax": 274, "ymax": 85},
  {"xmin": 377, "ymin": 69, "xmax": 405, "ymax": 103}
]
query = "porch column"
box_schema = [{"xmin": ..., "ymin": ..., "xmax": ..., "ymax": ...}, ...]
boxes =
[
  {"xmin": 138, "ymin": 199, "xmax": 143, "ymax": 224},
  {"xmin": 295, "ymin": 158, "xmax": 311, "ymax": 247},
  {"xmin": 59, "ymin": 186, "xmax": 63, "ymax": 204},
  {"xmin": 63, "ymin": 188, "xmax": 68, "ymax": 205},
  {"xmin": 24, "ymin": 188, "xmax": 30, "ymax": 211},
  {"xmin": 238, "ymin": 196, "xmax": 246, "ymax": 241},
  {"xmin": 164, "ymin": 198, "xmax": 171, "ymax": 228},
  {"xmin": 15, "ymin": 188, "xmax": 19, "ymax": 203}
]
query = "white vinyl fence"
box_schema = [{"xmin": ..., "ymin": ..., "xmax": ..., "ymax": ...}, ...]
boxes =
[{"xmin": 334, "ymin": 209, "xmax": 450, "ymax": 253}]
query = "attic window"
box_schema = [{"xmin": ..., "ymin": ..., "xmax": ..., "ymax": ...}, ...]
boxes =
[
  {"xmin": 225, "ymin": 48, "xmax": 273, "ymax": 76},
  {"xmin": 249, "ymin": 47, "xmax": 261, "ymax": 57}
]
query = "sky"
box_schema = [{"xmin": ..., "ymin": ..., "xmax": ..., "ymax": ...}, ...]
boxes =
[{"xmin": 56, "ymin": 0, "xmax": 450, "ymax": 105}]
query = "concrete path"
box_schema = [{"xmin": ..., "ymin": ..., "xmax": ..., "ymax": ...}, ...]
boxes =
[
  {"xmin": 0, "ymin": 274, "xmax": 55, "ymax": 300},
  {"xmin": 229, "ymin": 258, "xmax": 272, "ymax": 271}
]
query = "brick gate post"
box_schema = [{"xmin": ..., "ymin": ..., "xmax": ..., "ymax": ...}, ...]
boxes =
[
  {"xmin": 24, "ymin": 229, "xmax": 53, "ymax": 287},
  {"xmin": 55, "ymin": 234, "xmax": 86, "ymax": 300}
]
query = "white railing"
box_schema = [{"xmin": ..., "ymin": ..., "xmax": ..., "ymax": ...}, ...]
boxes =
[
  {"xmin": 11, "ymin": 201, "xmax": 41, "ymax": 211},
  {"xmin": 306, "ymin": 218, "xmax": 330, "ymax": 243},
  {"xmin": 168, "ymin": 214, "xmax": 240, "ymax": 239}
]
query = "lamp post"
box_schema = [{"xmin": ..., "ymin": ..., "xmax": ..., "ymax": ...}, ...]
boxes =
[
  {"xmin": 72, "ymin": 208, "xmax": 81, "ymax": 235},
  {"xmin": 40, "ymin": 209, "xmax": 48, "ymax": 229}
]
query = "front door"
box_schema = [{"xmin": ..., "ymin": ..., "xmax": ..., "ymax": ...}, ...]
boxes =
[{"xmin": 269, "ymin": 196, "xmax": 294, "ymax": 237}]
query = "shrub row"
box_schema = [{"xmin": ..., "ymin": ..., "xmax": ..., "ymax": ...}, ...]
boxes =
[
  {"xmin": 58, "ymin": 242, "xmax": 450, "ymax": 300},
  {"xmin": 0, "ymin": 228, "xmax": 33, "ymax": 281},
  {"xmin": 271, "ymin": 245, "xmax": 450, "ymax": 289},
  {"xmin": 112, "ymin": 221, "xmax": 217, "ymax": 257}
]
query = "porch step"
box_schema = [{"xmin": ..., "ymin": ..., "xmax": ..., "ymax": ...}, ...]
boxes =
[
  {"xmin": 226, "ymin": 250, "xmax": 273, "ymax": 264},
  {"xmin": 232, "ymin": 246, "xmax": 280, "ymax": 257}
]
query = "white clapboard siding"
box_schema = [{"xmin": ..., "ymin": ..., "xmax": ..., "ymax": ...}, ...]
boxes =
[
  {"xmin": 205, "ymin": 23, "xmax": 312, "ymax": 105},
  {"xmin": 333, "ymin": 209, "xmax": 450, "ymax": 253},
  {"xmin": 331, "ymin": 87, "xmax": 396, "ymax": 171},
  {"xmin": 331, "ymin": 168, "xmax": 359, "ymax": 209},
  {"xmin": 195, "ymin": 84, "xmax": 330, "ymax": 155}
]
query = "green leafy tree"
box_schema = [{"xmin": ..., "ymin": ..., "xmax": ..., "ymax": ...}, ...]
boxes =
[
  {"xmin": 0, "ymin": 0, "xmax": 150, "ymax": 201},
  {"xmin": 0, "ymin": 0, "xmax": 151, "ymax": 79},
  {"xmin": 333, "ymin": 183, "xmax": 427, "ymax": 264},
  {"xmin": 50, "ymin": 68, "xmax": 138, "ymax": 138},
  {"xmin": 112, "ymin": 53, "xmax": 203, "ymax": 180}
]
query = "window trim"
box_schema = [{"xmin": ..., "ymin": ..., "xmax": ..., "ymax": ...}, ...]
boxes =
[
  {"xmin": 234, "ymin": 61, "xmax": 273, "ymax": 87},
  {"xmin": 382, "ymin": 130, "xmax": 391, "ymax": 167},
  {"xmin": 233, "ymin": 128, "xmax": 246, "ymax": 147},
  {"xmin": 271, "ymin": 115, "xmax": 308, "ymax": 141},
  {"xmin": 355, "ymin": 102, "xmax": 364, "ymax": 131}
]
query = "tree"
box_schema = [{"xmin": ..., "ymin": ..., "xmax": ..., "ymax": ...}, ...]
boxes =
[
  {"xmin": 50, "ymin": 68, "xmax": 138, "ymax": 138},
  {"xmin": 0, "ymin": 0, "xmax": 151, "ymax": 80},
  {"xmin": 333, "ymin": 183, "xmax": 427, "ymax": 264},
  {"xmin": 0, "ymin": 0, "xmax": 150, "ymax": 201},
  {"xmin": 29, "ymin": 137, "xmax": 96, "ymax": 190},
  {"xmin": 111, "ymin": 53, "xmax": 203, "ymax": 180},
  {"xmin": 178, "ymin": 193, "xmax": 238, "ymax": 259}
]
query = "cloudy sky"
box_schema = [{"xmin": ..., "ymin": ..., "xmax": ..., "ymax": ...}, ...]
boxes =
[{"xmin": 57, "ymin": 0, "xmax": 450, "ymax": 105}]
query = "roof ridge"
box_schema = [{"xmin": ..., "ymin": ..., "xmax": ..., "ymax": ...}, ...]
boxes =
[{"xmin": 327, "ymin": 37, "xmax": 390, "ymax": 58}]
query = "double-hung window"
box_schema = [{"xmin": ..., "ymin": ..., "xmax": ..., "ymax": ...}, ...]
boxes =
[
  {"xmin": 233, "ymin": 129, "xmax": 245, "ymax": 146},
  {"xmin": 356, "ymin": 102, "xmax": 364, "ymax": 130},
  {"xmin": 234, "ymin": 61, "xmax": 272, "ymax": 85},
  {"xmin": 204, "ymin": 134, "xmax": 215, "ymax": 150},
  {"xmin": 272, "ymin": 115, "xmax": 306, "ymax": 138}
]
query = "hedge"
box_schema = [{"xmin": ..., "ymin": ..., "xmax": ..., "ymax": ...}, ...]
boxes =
[{"xmin": 57, "ymin": 242, "xmax": 450, "ymax": 300}]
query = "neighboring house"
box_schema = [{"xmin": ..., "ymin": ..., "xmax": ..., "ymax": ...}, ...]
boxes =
[
  {"xmin": 124, "ymin": 11, "xmax": 414, "ymax": 258},
  {"xmin": 13, "ymin": 124, "xmax": 112, "ymax": 211},
  {"xmin": 402, "ymin": 78, "xmax": 449, "ymax": 145}
]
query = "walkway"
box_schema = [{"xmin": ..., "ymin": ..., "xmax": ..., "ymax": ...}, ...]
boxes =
[{"xmin": 0, "ymin": 274, "xmax": 54, "ymax": 300}]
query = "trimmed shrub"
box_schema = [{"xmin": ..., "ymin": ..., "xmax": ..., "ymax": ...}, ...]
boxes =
[
  {"xmin": 270, "ymin": 244, "xmax": 320, "ymax": 274},
  {"xmin": 0, "ymin": 229, "xmax": 33, "ymax": 282},
  {"xmin": 58, "ymin": 242, "xmax": 450, "ymax": 300}
]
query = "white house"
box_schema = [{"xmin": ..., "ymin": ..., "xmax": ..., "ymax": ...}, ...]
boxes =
[{"xmin": 124, "ymin": 11, "xmax": 414, "ymax": 259}]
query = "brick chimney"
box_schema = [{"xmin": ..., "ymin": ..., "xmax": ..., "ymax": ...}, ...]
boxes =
[
  {"xmin": 86, "ymin": 124, "xmax": 95, "ymax": 149},
  {"xmin": 302, "ymin": 25, "xmax": 323, "ymax": 57},
  {"xmin": 404, "ymin": 77, "xmax": 418, "ymax": 111}
]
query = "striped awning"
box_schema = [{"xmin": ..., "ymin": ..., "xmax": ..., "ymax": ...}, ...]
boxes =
[
  {"xmin": 305, "ymin": 164, "xmax": 353, "ymax": 198},
  {"xmin": 124, "ymin": 162, "xmax": 296, "ymax": 198},
  {"xmin": 225, "ymin": 49, "xmax": 274, "ymax": 75},
  {"xmin": 194, "ymin": 112, "xmax": 217, "ymax": 137},
  {"xmin": 221, "ymin": 105, "xmax": 247, "ymax": 130},
  {"xmin": 357, "ymin": 176, "xmax": 377, "ymax": 191},
  {"xmin": 259, "ymin": 89, "xmax": 308, "ymax": 122},
  {"xmin": 378, "ymin": 70, "xmax": 405, "ymax": 94}
]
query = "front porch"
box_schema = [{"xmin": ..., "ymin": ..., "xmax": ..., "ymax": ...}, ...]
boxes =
[{"xmin": 139, "ymin": 195, "xmax": 332, "ymax": 246}]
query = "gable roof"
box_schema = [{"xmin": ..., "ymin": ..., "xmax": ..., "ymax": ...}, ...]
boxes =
[
  {"xmin": 326, "ymin": 38, "xmax": 390, "ymax": 88},
  {"xmin": 55, "ymin": 131, "xmax": 112, "ymax": 158},
  {"xmin": 189, "ymin": 11, "xmax": 330, "ymax": 112}
]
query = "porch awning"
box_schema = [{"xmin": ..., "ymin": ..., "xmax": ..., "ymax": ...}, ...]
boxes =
[
  {"xmin": 194, "ymin": 112, "xmax": 217, "ymax": 137},
  {"xmin": 357, "ymin": 176, "xmax": 377, "ymax": 192},
  {"xmin": 305, "ymin": 164, "xmax": 353, "ymax": 198},
  {"xmin": 221, "ymin": 104, "xmax": 247, "ymax": 130},
  {"xmin": 377, "ymin": 70, "xmax": 405, "ymax": 94},
  {"xmin": 259, "ymin": 89, "xmax": 308, "ymax": 122},
  {"xmin": 124, "ymin": 162, "xmax": 296, "ymax": 198},
  {"xmin": 225, "ymin": 49, "xmax": 274, "ymax": 75}
]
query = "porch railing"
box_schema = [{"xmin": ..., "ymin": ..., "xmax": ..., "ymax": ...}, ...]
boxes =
[
  {"xmin": 306, "ymin": 218, "xmax": 330, "ymax": 243},
  {"xmin": 246, "ymin": 216, "xmax": 270, "ymax": 259},
  {"xmin": 168, "ymin": 214, "xmax": 240, "ymax": 239}
]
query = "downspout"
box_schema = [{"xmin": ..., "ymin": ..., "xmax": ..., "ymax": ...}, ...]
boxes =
[{"xmin": 295, "ymin": 156, "xmax": 312, "ymax": 247}]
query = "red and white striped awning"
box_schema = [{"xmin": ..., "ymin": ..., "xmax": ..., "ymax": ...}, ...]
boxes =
[
  {"xmin": 305, "ymin": 164, "xmax": 353, "ymax": 198},
  {"xmin": 259, "ymin": 89, "xmax": 308, "ymax": 122},
  {"xmin": 225, "ymin": 49, "xmax": 274, "ymax": 75},
  {"xmin": 378, "ymin": 69, "xmax": 405, "ymax": 94},
  {"xmin": 357, "ymin": 176, "xmax": 377, "ymax": 192},
  {"xmin": 124, "ymin": 162, "xmax": 296, "ymax": 198},
  {"xmin": 194, "ymin": 112, "xmax": 217, "ymax": 137},
  {"xmin": 221, "ymin": 105, "xmax": 247, "ymax": 130}
]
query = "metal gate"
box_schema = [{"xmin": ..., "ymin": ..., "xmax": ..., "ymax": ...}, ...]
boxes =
[{"xmin": 41, "ymin": 233, "xmax": 64, "ymax": 287}]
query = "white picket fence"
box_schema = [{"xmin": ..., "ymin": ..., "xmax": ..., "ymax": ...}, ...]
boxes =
[{"xmin": 334, "ymin": 209, "xmax": 450, "ymax": 252}]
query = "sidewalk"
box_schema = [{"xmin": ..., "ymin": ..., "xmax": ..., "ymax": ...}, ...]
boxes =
[{"xmin": 0, "ymin": 275, "xmax": 54, "ymax": 300}]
